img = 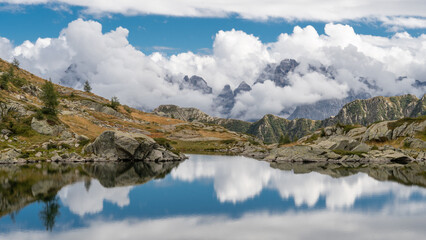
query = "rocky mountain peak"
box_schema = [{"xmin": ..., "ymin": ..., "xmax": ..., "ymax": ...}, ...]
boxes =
[
  {"xmin": 255, "ymin": 58, "xmax": 299, "ymax": 87},
  {"xmin": 60, "ymin": 63, "xmax": 85, "ymax": 88},
  {"xmin": 214, "ymin": 84, "xmax": 235, "ymax": 115},
  {"xmin": 234, "ymin": 81, "xmax": 252, "ymax": 96},
  {"xmin": 180, "ymin": 75, "xmax": 212, "ymax": 94}
]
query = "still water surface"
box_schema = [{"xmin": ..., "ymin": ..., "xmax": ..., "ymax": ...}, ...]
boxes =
[{"xmin": 1, "ymin": 154, "xmax": 426, "ymax": 239}]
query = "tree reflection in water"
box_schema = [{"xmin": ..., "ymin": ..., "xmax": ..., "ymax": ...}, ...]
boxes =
[{"xmin": 39, "ymin": 196, "xmax": 60, "ymax": 231}]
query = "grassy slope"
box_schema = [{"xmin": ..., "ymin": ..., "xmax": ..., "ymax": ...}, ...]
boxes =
[{"xmin": 0, "ymin": 58, "xmax": 256, "ymax": 156}]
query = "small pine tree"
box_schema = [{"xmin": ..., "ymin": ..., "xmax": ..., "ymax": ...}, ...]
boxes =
[
  {"xmin": 40, "ymin": 79, "xmax": 59, "ymax": 115},
  {"xmin": 83, "ymin": 80, "xmax": 92, "ymax": 93},
  {"xmin": 0, "ymin": 60, "xmax": 17, "ymax": 90},
  {"xmin": 12, "ymin": 58, "xmax": 20, "ymax": 68},
  {"xmin": 110, "ymin": 96, "xmax": 120, "ymax": 110},
  {"xmin": 0, "ymin": 73, "xmax": 9, "ymax": 90}
]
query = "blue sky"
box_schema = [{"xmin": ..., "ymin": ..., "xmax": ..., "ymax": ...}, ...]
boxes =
[{"xmin": 1, "ymin": 3, "xmax": 424, "ymax": 55}]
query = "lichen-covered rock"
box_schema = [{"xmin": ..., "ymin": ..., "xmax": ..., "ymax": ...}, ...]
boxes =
[
  {"xmin": 84, "ymin": 130, "xmax": 185, "ymax": 162},
  {"xmin": 80, "ymin": 100, "xmax": 124, "ymax": 118},
  {"xmin": 0, "ymin": 148, "xmax": 21, "ymax": 163},
  {"xmin": 362, "ymin": 121, "xmax": 392, "ymax": 142},
  {"xmin": 404, "ymin": 137, "xmax": 426, "ymax": 150},
  {"xmin": 392, "ymin": 121, "xmax": 426, "ymax": 139},
  {"xmin": 31, "ymin": 117, "xmax": 65, "ymax": 136}
]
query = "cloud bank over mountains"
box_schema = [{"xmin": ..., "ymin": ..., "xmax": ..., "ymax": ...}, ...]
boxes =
[
  {"xmin": 0, "ymin": 18, "xmax": 425, "ymax": 120},
  {"xmin": 2, "ymin": 0, "xmax": 426, "ymax": 30}
]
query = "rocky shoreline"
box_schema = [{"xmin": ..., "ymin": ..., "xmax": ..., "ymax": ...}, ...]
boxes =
[
  {"xmin": 262, "ymin": 118, "xmax": 425, "ymax": 163},
  {"xmin": 0, "ymin": 129, "xmax": 187, "ymax": 164}
]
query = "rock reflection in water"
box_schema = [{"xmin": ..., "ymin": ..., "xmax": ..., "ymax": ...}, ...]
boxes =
[
  {"xmin": 0, "ymin": 161, "xmax": 180, "ymax": 222},
  {"xmin": 1, "ymin": 155, "xmax": 426, "ymax": 239}
]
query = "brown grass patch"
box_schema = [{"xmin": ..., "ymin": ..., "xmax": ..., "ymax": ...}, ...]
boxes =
[
  {"xmin": 59, "ymin": 115, "xmax": 108, "ymax": 139},
  {"xmin": 131, "ymin": 112, "xmax": 184, "ymax": 125},
  {"xmin": 198, "ymin": 129, "xmax": 238, "ymax": 140},
  {"xmin": 367, "ymin": 138, "xmax": 405, "ymax": 149}
]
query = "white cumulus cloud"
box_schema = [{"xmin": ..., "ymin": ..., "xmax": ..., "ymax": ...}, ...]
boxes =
[
  {"xmin": 1, "ymin": 0, "xmax": 426, "ymax": 29},
  {"xmin": 0, "ymin": 19, "xmax": 425, "ymax": 120}
]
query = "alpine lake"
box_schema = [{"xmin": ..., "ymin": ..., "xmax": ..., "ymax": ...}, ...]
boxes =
[{"xmin": 1, "ymin": 154, "xmax": 426, "ymax": 240}]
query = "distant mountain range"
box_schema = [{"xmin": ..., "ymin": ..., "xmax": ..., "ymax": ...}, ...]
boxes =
[
  {"xmin": 60, "ymin": 58, "xmax": 425, "ymax": 121},
  {"xmin": 153, "ymin": 94, "xmax": 426, "ymax": 143}
]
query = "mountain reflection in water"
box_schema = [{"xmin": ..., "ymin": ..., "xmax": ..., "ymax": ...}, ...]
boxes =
[{"xmin": 1, "ymin": 155, "xmax": 426, "ymax": 240}]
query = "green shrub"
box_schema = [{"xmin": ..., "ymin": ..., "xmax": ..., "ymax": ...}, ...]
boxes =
[
  {"xmin": 336, "ymin": 122, "xmax": 358, "ymax": 134},
  {"xmin": 60, "ymin": 143, "xmax": 71, "ymax": 149},
  {"xmin": 221, "ymin": 139, "xmax": 236, "ymax": 144},
  {"xmin": 154, "ymin": 138, "xmax": 172, "ymax": 149},
  {"xmin": 11, "ymin": 77, "xmax": 27, "ymax": 87},
  {"xmin": 248, "ymin": 138, "xmax": 260, "ymax": 146},
  {"xmin": 403, "ymin": 141, "xmax": 411, "ymax": 148},
  {"xmin": 19, "ymin": 152, "xmax": 30, "ymax": 159},
  {"xmin": 305, "ymin": 133, "xmax": 319, "ymax": 143},
  {"xmin": 123, "ymin": 105, "xmax": 132, "ymax": 113},
  {"xmin": 35, "ymin": 110, "xmax": 44, "ymax": 120},
  {"xmin": 78, "ymin": 138, "xmax": 90, "ymax": 146},
  {"xmin": 47, "ymin": 143, "xmax": 58, "ymax": 150}
]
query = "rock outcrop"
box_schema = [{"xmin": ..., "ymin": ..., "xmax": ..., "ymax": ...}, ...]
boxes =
[
  {"xmin": 31, "ymin": 117, "xmax": 66, "ymax": 136},
  {"xmin": 80, "ymin": 100, "xmax": 124, "ymax": 118},
  {"xmin": 154, "ymin": 94, "xmax": 426, "ymax": 144},
  {"xmin": 180, "ymin": 75, "xmax": 213, "ymax": 94},
  {"xmin": 84, "ymin": 130, "xmax": 186, "ymax": 162},
  {"xmin": 324, "ymin": 94, "xmax": 422, "ymax": 126},
  {"xmin": 264, "ymin": 117, "xmax": 425, "ymax": 163}
]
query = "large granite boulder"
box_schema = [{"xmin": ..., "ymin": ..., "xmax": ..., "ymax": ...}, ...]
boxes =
[
  {"xmin": 31, "ymin": 117, "xmax": 66, "ymax": 136},
  {"xmin": 0, "ymin": 148, "xmax": 21, "ymax": 163},
  {"xmin": 362, "ymin": 121, "xmax": 392, "ymax": 142},
  {"xmin": 392, "ymin": 120, "xmax": 426, "ymax": 139},
  {"xmin": 403, "ymin": 137, "xmax": 426, "ymax": 150},
  {"xmin": 84, "ymin": 130, "xmax": 185, "ymax": 162}
]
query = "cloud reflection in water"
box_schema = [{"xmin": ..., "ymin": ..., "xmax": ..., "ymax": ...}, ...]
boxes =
[{"xmin": 171, "ymin": 155, "xmax": 426, "ymax": 209}]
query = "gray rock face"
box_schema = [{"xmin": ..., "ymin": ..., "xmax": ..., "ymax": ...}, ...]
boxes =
[
  {"xmin": 153, "ymin": 105, "xmax": 216, "ymax": 122},
  {"xmin": 60, "ymin": 63, "xmax": 85, "ymax": 88},
  {"xmin": 80, "ymin": 100, "xmax": 124, "ymax": 118},
  {"xmin": 324, "ymin": 94, "xmax": 421, "ymax": 126},
  {"xmin": 289, "ymin": 92, "xmax": 371, "ymax": 120},
  {"xmin": 0, "ymin": 148, "xmax": 21, "ymax": 163},
  {"xmin": 31, "ymin": 117, "xmax": 65, "ymax": 136},
  {"xmin": 234, "ymin": 81, "xmax": 252, "ymax": 96},
  {"xmin": 404, "ymin": 137, "xmax": 426, "ymax": 149},
  {"xmin": 0, "ymin": 100, "xmax": 34, "ymax": 122},
  {"xmin": 214, "ymin": 84, "xmax": 235, "ymax": 115},
  {"xmin": 362, "ymin": 121, "xmax": 393, "ymax": 142},
  {"xmin": 84, "ymin": 130, "xmax": 185, "ymax": 162},
  {"xmin": 180, "ymin": 75, "xmax": 213, "ymax": 94},
  {"xmin": 410, "ymin": 94, "xmax": 426, "ymax": 117},
  {"xmin": 256, "ymin": 59, "xmax": 299, "ymax": 87}
]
